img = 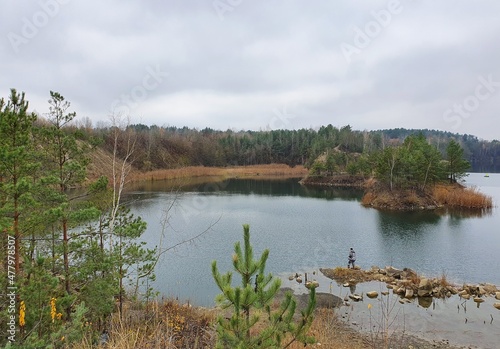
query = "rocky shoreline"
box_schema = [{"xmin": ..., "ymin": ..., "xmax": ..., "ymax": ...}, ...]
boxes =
[
  {"xmin": 282, "ymin": 265, "xmax": 500, "ymax": 349},
  {"xmin": 319, "ymin": 266, "xmax": 500, "ymax": 311}
]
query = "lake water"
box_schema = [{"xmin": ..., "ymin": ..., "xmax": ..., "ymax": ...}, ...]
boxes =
[{"xmin": 126, "ymin": 173, "xmax": 500, "ymax": 307}]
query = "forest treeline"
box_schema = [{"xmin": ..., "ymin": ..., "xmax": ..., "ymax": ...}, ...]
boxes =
[{"xmin": 78, "ymin": 122, "xmax": 500, "ymax": 174}]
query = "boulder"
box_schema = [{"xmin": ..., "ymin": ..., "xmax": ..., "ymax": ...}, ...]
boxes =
[
  {"xmin": 402, "ymin": 268, "xmax": 418, "ymax": 281},
  {"xmin": 417, "ymin": 278, "xmax": 433, "ymax": 297},
  {"xmin": 349, "ymin": 294, "xmax": 362, "ymax": 302},
  {"xmin": 494, "ymin": 303, "xmax": 500, "ymax": 310},
  {"xmin": 305, "ymin": 280, "xmax": 319, "ymax": 289},
  {"xmin": 311, "ymin": 293, "xmax": 342, "ymax": 309},
  {"xmin": 395, "ymin": 287, "xmax": 405, "ymax": 295},
  {"xmin": 473, "ymin": 297, "xmax": 485, "ymax": 303},
  {"xmin": 366, "ymin": 291, "xmax": 378, "ymax": 299},
  {"xmin": 496, "ymin": 292, "xmax": 500, "ymax": 300},
  {"xmin": 477, "ymin": 286, "xmax": 487, "ymax": 296},
  {"xmin": 405, "ymin": 288, "xmax": 414, "ymax": 299},
  {"xmin": 483, "ymin": 283, "xmax": 498, "ymax": 294},
  {"xmin": 385, "ymin": 266, "xmax": 403, "ymax": 279}
]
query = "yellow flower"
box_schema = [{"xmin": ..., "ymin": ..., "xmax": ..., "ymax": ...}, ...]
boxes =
[
  {"xmin": 50, "ymin": 297, "xmax": 57, "ymax": 323},
  {"xmin": 19, "ymin": 301, "xmax": 26, "ymax": 327},
  {"xmin": 367, "ymin": 303, "xmax": 373, "ymax": 310}
]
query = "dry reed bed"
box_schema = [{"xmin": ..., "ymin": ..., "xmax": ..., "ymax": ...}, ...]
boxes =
[
  {"xmin": 129, "ymin": 164, "xmax": 308, "ymax": 182},
  {"xmin": 433, "ymin": 185, "xmax": 493, "ymax": 209},
  {"xmin": 362, "ymin": 183, "xmax": 493, "ymax": 211},
  {"xmin": 72, "ymin": 300, "xmax": 216, "ymax": 349}
]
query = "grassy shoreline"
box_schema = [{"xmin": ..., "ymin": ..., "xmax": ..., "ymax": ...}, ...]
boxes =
[{"xmin": 127, "ymin": 164, "xmax": 308, "ymax": 182}]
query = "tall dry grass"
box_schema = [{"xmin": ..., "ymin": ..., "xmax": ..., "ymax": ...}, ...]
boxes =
[
  {"xmin": 433, "ymin": 185, "xmax": 492, "ymax": 209},
  {"xmin": 129, "ymin": 164, "xmax": 308, "ymax": 182},
  {"xmin": 70, "ymin": 298, "xmax": 374, "ymax": 349},
  {"xmin": 71, "ymin": 300, "xmax": 215, "ymax": 349}
]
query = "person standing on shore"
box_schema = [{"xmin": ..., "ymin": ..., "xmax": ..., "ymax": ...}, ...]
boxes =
[{"xmin": 348, "ymin": 248, "xmax": 356, "ymax": 269}]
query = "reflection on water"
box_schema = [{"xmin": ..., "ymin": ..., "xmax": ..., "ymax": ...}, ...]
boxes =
[
  {"xmin": 129, "ymin": 177, "xmax": 364, "ymax": 201},
  {"xmin": 441, "ymin": 207, "xmax": 493, "ymax": 219},
  {"xmin": 126, "ymin": 173, "xmax": 500, "ymax": 311},
  {"xmin": 377, "ymin": 209, "xmax": 442, "ymax": 232}
]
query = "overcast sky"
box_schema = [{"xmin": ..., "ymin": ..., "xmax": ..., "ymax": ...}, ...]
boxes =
[{"xmin": 1, "ymin": 1, "xmax": 499, "ymax": 140}]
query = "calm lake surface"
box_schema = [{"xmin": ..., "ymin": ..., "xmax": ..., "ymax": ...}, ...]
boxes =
[{"xmin": 127, "ymin": 173, "xmax": 500, "ymax": 307}]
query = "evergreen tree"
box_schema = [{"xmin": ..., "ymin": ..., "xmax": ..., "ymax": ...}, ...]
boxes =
[
  {"xmin": 212, "ymin": 224, "xmax": 316, "ymax": 348},
  {"xmin": 35, "ymin": 91, "xmax": 100, "ymax": 322},
  {"xmin": 0, "ymin": 89, "xmax": 39, "ymax": 274},
  {"xmin": 446, "ymin": 139, "xmax": 470, "ymax": 182}
]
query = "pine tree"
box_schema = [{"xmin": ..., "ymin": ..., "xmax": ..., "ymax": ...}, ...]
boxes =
[
  {"xmin": 446, "ymin": 139, "xmax": 470, "ymax": 183},
  {"xmin": 0, "ymin": 89, "xmax": 38, "ymax": 274},
  {"xmin": 212, "ymin": 224, "xmax": 316, "ymax": 348}
]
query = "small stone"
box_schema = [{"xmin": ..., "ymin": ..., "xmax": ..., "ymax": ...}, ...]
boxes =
[
  {"xmin": 494, "ymin": 303, "xmax": 500, "ymax": 310},
  {"xmin": 473, "ymin": 297, "xmax": 485, "ymax": 303},
  {"xmin": 366, "ymin": 291, "xmax": 378, "ymax": 299},
  {"xmin": 405, "ymin": 288, "xmax": 414, "ymax": 299},
  {"xmin": 349, "ymin": 294, "xmax": 362, "ymax": 302}
]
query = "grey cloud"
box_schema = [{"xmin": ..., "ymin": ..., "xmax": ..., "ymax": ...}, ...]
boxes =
[{"xmin": 1, "ymin": 0, "xmax": 499, "ymax": 140}]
